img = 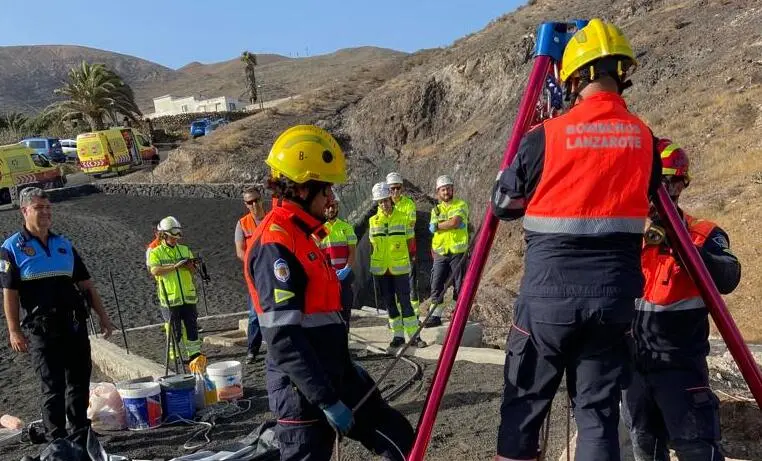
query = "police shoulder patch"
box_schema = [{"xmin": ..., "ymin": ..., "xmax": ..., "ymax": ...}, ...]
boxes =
[
  {"xmin": 273, "ymin": 258, "xmax": 290, "ymax": 283},
  {"xmin": 23, "ymin": 246, "xmax": 35, "ymax": 257}
]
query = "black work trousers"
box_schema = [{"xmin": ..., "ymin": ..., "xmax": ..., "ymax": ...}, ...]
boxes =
[
  {"xmin": 497, "ymin": 296, "xmax": 634, "ymax": 461},
  {"xmin": 622, "ymin": 361, "xmax": 724, "ymax": 461},
  {"xmin": 340, "ymin": 272, "xmax": 355, "ymax": 327},
  {"xmin": 429, "ymin": 253, "xmax": 465, "ymax": 305},
  {"xmin": 27, "ymin": 316, "xmax": 92, "ymax": 441},
  {"xmin": 268, "ymin": 362, "xmax": 414, "ymax": 460}
]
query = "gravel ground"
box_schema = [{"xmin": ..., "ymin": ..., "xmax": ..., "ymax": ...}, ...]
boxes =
[{"xmin": 0, "ymin": 193, "xmax": 759, "ymax": 460}]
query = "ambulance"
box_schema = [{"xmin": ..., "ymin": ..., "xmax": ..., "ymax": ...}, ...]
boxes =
[
  {"xmin": 76, "ymin": 130, "xmax": 132, "ymax": 176},
  {"xmin": 116, "ymin": 127, "xmax": 160, "ymax": 165},
  {"xmin": 0, "ymin": 144, "xmax": 66, "ymax": 204}
]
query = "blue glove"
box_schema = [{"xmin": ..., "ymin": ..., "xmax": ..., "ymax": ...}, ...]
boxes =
[
  {"xmin": 429, "ymin": 223, "xmax": 437, "ymax": 234},
  {"xmin": 336, "ymin": 265, "xmax": 352, "ymax": 281},
  {"xmin": 458, "ymin": 221, "xmax": 466, "ymax": 229},
  {"xmin": 322, "ymin": 401, "xmax": 354, "ymax": 435}
]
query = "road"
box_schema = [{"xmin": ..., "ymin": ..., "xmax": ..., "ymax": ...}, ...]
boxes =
[{"xmin": 65, "ymin": 147, "xmax": 170, "ymax": 186}]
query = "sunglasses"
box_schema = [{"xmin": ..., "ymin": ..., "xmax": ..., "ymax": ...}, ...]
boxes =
[
  {"xmin": 167, "ymin": 229, "xmax": 183, "ymax": 237},
  {"xmin": 390, "ymin": 186, "xmax": 402, "ymax": 191},
  {"xmin": 244, "ymin": 198, "xmax": 261, "ymax": 205}
]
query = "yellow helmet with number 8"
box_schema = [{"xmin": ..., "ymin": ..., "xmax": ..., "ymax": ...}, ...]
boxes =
[{"xmin": 266, "ymin": 125, "xmax": 347, "ymax": 184}]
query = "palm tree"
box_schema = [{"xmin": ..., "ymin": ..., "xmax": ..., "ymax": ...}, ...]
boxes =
[
  {"xmin": 241, "ymin": 51, "xmax": 258, "ymax": 104},
  {"xmin": 1, "ymin": 112, "xmax": 29, "ymax": 139},
  {"xmin": 51, "ymin": 61, "xmax": 141, "ymax": 130}
]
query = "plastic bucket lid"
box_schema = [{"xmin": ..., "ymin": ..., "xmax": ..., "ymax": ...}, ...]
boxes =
[
  {"xmin": 206, "ymin": 361, "xmax": 242, "ymax": 376},
  {"xmin": 116, "ymin": 376, "xmax": 153, "ymax": 389},
  {"xmin": 159, "ymin": 374, "xmax": 196, "ymax": 390},
  {"xmin": 118, "ymin": 382, "xmax": 161, "ymax": 399}
]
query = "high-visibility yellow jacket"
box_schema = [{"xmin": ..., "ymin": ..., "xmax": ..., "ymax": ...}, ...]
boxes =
[
  {"xmin": 430, "ymin": 198, "xmax": 469, "ymax": 255},
  {"xmin": 320, "ymin": 218, "xmax": 357, "ymax": 270},
  {"xmin": 148, "ymin": 242, "xmax": 198, "ymax": 307},
  {"xmin": 369, "ymin": 208, "xmax": 414, "ymax": 275},
  {"xmin": 394, "ymin": 195, "xmax": 417, "ymax": 231}
]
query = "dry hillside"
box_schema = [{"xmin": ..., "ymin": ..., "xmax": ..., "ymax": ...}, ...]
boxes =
[
  {"xmin": 141, "ymin": 0, "xmax": 762, "ymax": 341},
  {"xmin": 0, "ymin": 45, "xmax": 405, "ymax": 113}
]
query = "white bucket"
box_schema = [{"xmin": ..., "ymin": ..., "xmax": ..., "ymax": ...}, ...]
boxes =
[{"xmin": 206, "ymin": 360, "xmax": 243, "ymax": 401}]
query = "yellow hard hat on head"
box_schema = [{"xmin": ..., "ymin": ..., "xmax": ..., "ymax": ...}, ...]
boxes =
[
  {"xmin": 559, "ymin": 18, "xmax": 637, "ymax": 83},
  {"xmin": 266, "ymin": 125, "xmax": 347, "ymax": 184}
]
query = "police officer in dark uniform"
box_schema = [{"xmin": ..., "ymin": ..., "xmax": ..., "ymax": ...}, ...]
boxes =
[
  {"xmin": 245, "ymin": 125, "xmax": 414, "ymax": 461},
  {"xmin": 1, "ymin": 187, "xmax": 115, "ymax": 443}
]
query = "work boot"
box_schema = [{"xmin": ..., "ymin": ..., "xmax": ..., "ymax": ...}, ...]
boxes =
[
  {"xmin": 423, "ymin": 316, "xmax": 442, "ymax": 328},
  {"xmin": 387, "ymin": 336, "xmax": 405, "ymax": 352},
  {"xmin": 410, "ymin": 337, "xmax": 428, "ymax": 348},
  {"xmin": 246, "ymin": 352, "xmax": 256, "ymax": 364}
]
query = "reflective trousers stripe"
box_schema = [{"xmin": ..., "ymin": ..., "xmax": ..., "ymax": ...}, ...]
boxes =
[
  {"xmin": 388, "ymin": 316, "xmax": 403, "ymax": 334},
  {"xmin": 635, "ymin": 296, "xmax": 704, "ymax": 312},
  {"xmin": 259, "ymin": 310, "xmax": 344, "ymax": 328},
  {"xmin": 523, "ymin": 215, "xmax": 645, "ymax": 234}
]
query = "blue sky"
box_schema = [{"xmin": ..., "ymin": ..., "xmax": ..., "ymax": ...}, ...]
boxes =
[{"xmin": 0, "ymin": 0, "xmax": 524, "ymax": 69}]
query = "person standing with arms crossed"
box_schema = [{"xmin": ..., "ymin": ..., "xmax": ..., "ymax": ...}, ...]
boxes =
[
  {"xmin": 1, "ymin": 187, "xmax": 115, "ymax": 444},
  {"xmin": 235, "ymin": 186, "xmax": 266, "ymax": 363},
  {"xmin": 424, "ymin": 175, "xmax": 469, "ymax": 328}
]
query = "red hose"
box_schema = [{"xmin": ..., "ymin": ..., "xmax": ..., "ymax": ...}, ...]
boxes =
[
  {"xmin": 408, "ymin": 56, "xmax": 553, "ymax": 461},
  {"xmin": 653, "ymin": 187, "xmax": 762, "ymax": 409}
]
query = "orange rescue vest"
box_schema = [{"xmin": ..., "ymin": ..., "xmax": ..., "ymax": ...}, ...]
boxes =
[
  {"xmin": 639, "ymin": 214, "xmax": 715, "ymax": 312},
  {"xmin": 524, "ymin": 92, "xmax": 653, "ymax": 235},
  {"xmin": 244, "ymin": 201, "xmax": 341, "ymax": 318}
]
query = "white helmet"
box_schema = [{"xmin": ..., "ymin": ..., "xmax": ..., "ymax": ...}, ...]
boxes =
[
  {"xmin": 372, "ymin": 182, "xmax": 391, "ymax": 201},
  {"xmin": 386, "ymin": 172, "xmax": 403, "ymax": 185},
  {"xmin": 436, "ymin": 175, "xmax": 454, "ymax": 189},
  {"xmin": 158, "ymin": 216, "xmax": 182, "ymax": 233}
]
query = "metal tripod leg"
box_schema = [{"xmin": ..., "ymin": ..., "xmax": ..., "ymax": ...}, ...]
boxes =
[{"xmin": 164, "ymin": 315, "xmax": 186, "ymax": 375}]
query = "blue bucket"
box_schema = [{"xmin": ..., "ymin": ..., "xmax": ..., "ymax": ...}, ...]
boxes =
[{"xmin": 159, "ymin": 374, "xmax": 196, "ymax": 422}]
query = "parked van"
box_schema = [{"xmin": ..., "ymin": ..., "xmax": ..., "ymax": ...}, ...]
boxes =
[
  {"xmin": 0, "ymin": 144, "xmax": 65, "ymax": 204},
  {"xmin": 76, "ymin": 130, "xmax": 132, "ymax": 176},
  {"xmin": 20, "ymin": 137, "xmax": 67, "ymax": 163}
]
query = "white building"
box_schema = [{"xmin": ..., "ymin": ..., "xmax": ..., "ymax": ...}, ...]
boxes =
[{"xmin": 147, "ymin": 94, "xmax": 245, "ymax": 117}]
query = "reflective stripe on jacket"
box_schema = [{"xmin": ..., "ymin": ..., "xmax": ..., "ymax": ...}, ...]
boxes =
[
  {"xmin": 244, "ymin": 200, "xmax": 347, "ymax": 408},
  {"xmin": 430, "ymin": 198, "xmax": 469, "ymax": 255},
  {"xmin": 320, "ymin": 219, "xmax": 357, "ymax": 270},
  {"xmin": 524, "ymin": 92, "xmax": 652, "ymax": 235},
  {"xmin": 149, "ymin": 243, "xmax": 197, "ymax": 307},
  {"xmin": 370, "ymin": 208, "xmax": 414, "ymax": 275}
]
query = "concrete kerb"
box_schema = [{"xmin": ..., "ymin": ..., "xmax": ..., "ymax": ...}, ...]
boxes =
[{"xmin": 90, "ymin": 336, "xmax": 166, "ymax": 382}]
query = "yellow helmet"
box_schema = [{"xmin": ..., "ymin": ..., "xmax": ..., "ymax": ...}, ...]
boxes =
[
  {"xmin": 559, "ymin": 18, "xmax": 637, "ymax": 83},
  {"xmin": 266, "ymin": 125, "xmax": 347, "ymax": 184}
]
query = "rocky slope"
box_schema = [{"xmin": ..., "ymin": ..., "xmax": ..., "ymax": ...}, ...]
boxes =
[{"xmin": 138, "ymin": 0, "xmax": 762, "ymax": 342}]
